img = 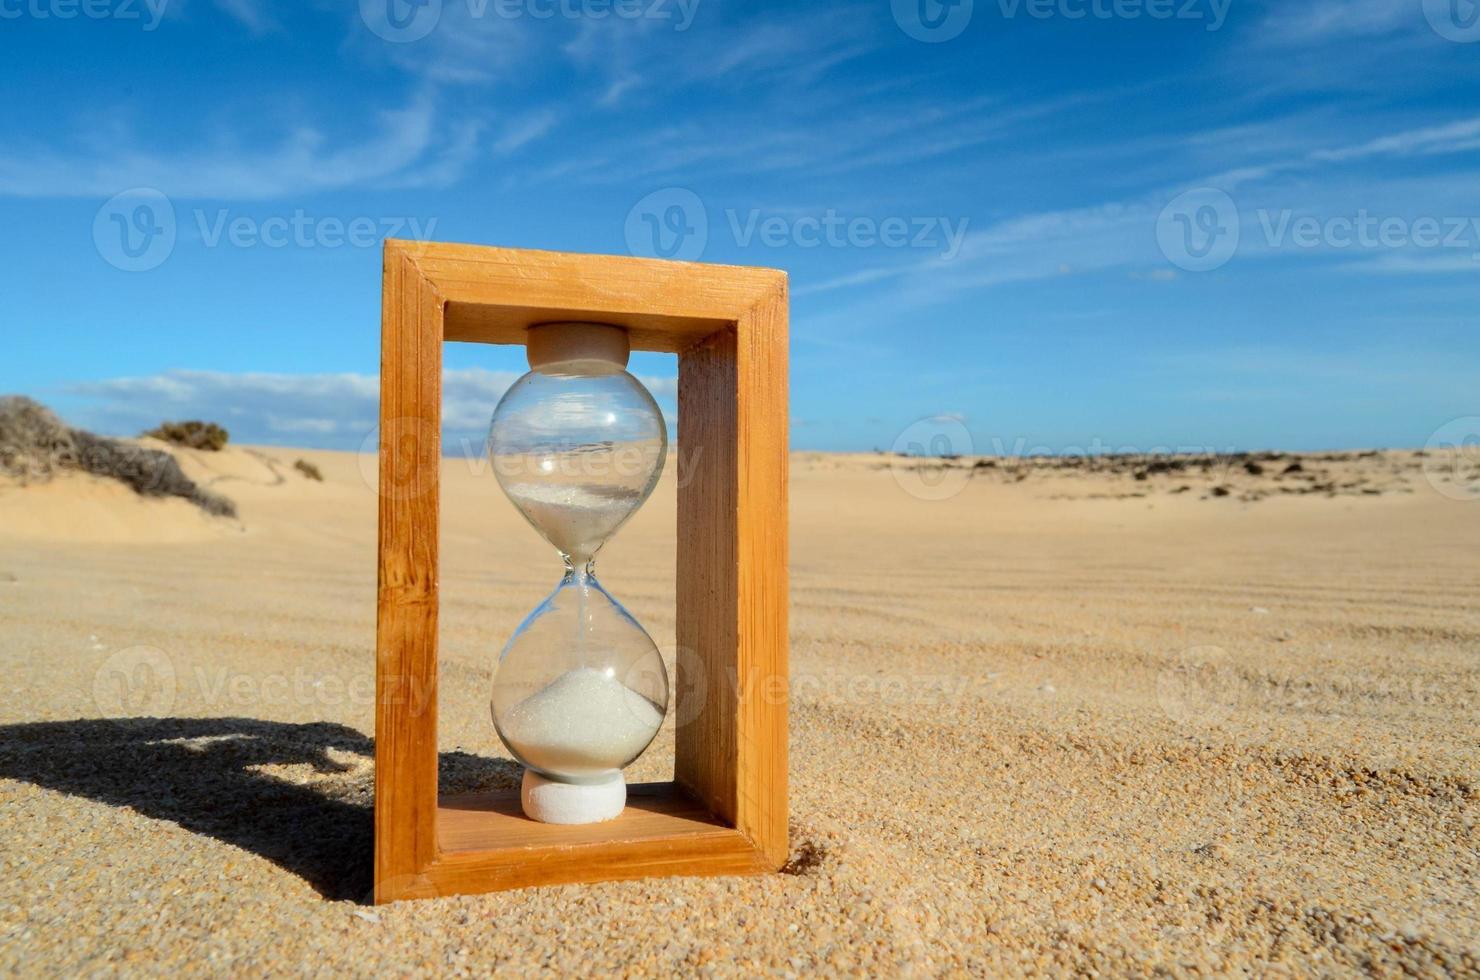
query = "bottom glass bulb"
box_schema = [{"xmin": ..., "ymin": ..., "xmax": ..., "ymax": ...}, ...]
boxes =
[{"xmin": 490, "ymin": 567, "xmax": 668, "ymax": 784}]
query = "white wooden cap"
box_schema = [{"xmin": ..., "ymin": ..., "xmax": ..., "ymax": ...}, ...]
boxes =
[{"xmin": 526, "ymin": 321, "xmax": 630, "ymax": 371}]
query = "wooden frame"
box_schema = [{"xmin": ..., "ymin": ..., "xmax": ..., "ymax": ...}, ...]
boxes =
[{"xmin": 374, "ymin": 240, "xmax": 789, "ymax": 902}]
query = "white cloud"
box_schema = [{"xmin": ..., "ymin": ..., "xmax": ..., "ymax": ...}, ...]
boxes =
[
  {"xmin": 521, "ymin": 89, "xmax": 1094, "ymax": 190},
  {"xmin": 64, "ymin": 367, "xmax": 678, "ymax": 451},
  {"xmin": 0, "ymin": 92, "xmax": 473, "ymax": 200},
  {"xmin": 1351, "ymin": 254, "xmax": 1480, "ymax": 275},
  {"xmin": 597, "ymin": 76, "xmax": 641, "ymax": 108},
  {"xmin": 492, "ymin": 110, "xmax": 560, "ymax": 156},
  {"xmin": 799, "ymin": 114, "xmax": 1480, "ymax": 306},
  {"xmin": 1308, "ymin": 117, "xmax": 1480, "ymax": 164},
  {"xmin": 156, "ymin": 0, "xmax": 277, "ymax": 32},
  {"xmin": 1146, "ymin": 343, "xmax": 1478, "ymax": 397},
  {"xmin": 370, "ymin": 2, "xmax": 534, "ymax": 84},
  {"xmin": 67, "ymin": 369, "xmax": 383, "ymax": 446},
  {"xmin": 555, "ymin": 5, "xmax": 856, "ymax": 107},
  {"xmin": 1259, "ymin": 0, "xmax": 1416, "ymax": 44},
  {"xmin": 211, "ymin": 0, "xmax": 276, "ymax": 34},
  {"xmin": 802, "ymin": 198, "xmax": 1158, "ymax": 299}
]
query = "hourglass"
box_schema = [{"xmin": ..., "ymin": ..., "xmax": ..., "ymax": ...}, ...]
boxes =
[
  {"xmin": 373, "ymin": 241, "xmax": 788, "ymax": 901},
  {"xmin": 487, "ymin": 322, "xmax": 669, "ymax": 824}
]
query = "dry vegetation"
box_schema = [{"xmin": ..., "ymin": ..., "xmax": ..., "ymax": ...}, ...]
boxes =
[
  {"xmin": 144, "ymin": 420, "xmax": 230, "ymax": 452},
  {"xmin": 880, "ymin": 448, "xmax": 1444, "ymax": 502},
  {"xmin": 0, "ymin": 396, "xmax": 235, "ymax": 517}
]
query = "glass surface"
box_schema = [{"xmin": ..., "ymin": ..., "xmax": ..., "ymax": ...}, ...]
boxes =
[
  {"xmin": 488, "ymin": 360, "xmax": 666, "ymax": 565},
  {"xmin": 486, "ymin": 358, "xmax": 669, "ymax": 785}
]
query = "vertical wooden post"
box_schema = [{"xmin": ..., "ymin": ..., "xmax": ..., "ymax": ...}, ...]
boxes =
[
  {"xmin": 675, "ymin": 282, "xmax": 789, "ymax": 868},
  {"xmin": 675, "ymin": 328, "xmax": 740, "ymax": 823},
  {"xmin": 374, "ymin": 248, "xmax": 445, "ymax": 902},
  {"xmin": 733, "ymin": 285, "xmax": 790, "ymax": 868}
]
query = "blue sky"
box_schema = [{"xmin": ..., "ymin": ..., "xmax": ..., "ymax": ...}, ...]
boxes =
[{"xmin": 3, "ymin": 0, "xmax": 1479, "ymax": 454}]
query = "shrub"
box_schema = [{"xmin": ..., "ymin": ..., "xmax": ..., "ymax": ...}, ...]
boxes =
[
  {"xmin": 144, "ymin": 420, "xmax": 230, "ymax": 452},
  {"xmin": 73, "ymin": 430, "xmax": 236, "ymax": 518},
  {"xmin": 0, "ymin": 395, "xmax": 235, "ymax": 518},
  {"xmin": 294, "ymin": 459, "xmax": 323, "ymax": 482},
  {"xmin": 0, "ymin": 396, "xmax": 76, "ymax": 483}
]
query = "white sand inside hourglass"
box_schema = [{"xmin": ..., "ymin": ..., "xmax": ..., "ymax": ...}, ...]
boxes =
[
  {"xmin": 500, "ymin": 667, "xmax": 662, "ymax": 779},
  {"xmin": 499, "ymin": 481, "xmax": 647, "ymax": 561}
]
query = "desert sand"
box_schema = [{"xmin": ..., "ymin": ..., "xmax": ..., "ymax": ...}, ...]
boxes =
[{"xmin": 0, "ymin": 442, "xmax": 1476, "ymax": 974}]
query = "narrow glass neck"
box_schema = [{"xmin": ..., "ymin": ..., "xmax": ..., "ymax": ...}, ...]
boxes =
[{"xmin": 561, "ymin": 555, "xmax": 597, "ymax": 581}]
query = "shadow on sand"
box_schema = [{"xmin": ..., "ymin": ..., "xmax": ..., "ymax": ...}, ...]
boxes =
[{"xmin": 0, "ymin": 717, "xmax": 520, "ymax": 902}]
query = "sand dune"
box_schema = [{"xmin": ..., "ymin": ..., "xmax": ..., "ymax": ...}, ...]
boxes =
[{"xmin": 0, "ymin": 445, "xmax": 1475, "ymax": 974}]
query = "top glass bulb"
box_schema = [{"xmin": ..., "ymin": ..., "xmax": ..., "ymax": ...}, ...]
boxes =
[
  {"xmin": 488, "ymin": 358, "xmax": 666, "ymax": 564},
  {"xmin": 486, "ymin": 323, "xmax": 670, "ymax": 791}
]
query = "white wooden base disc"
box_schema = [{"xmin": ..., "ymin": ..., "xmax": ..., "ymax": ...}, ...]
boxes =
[{"xmin": 520, "ymin": 770, "xmax": 626, "ymax": 825}]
